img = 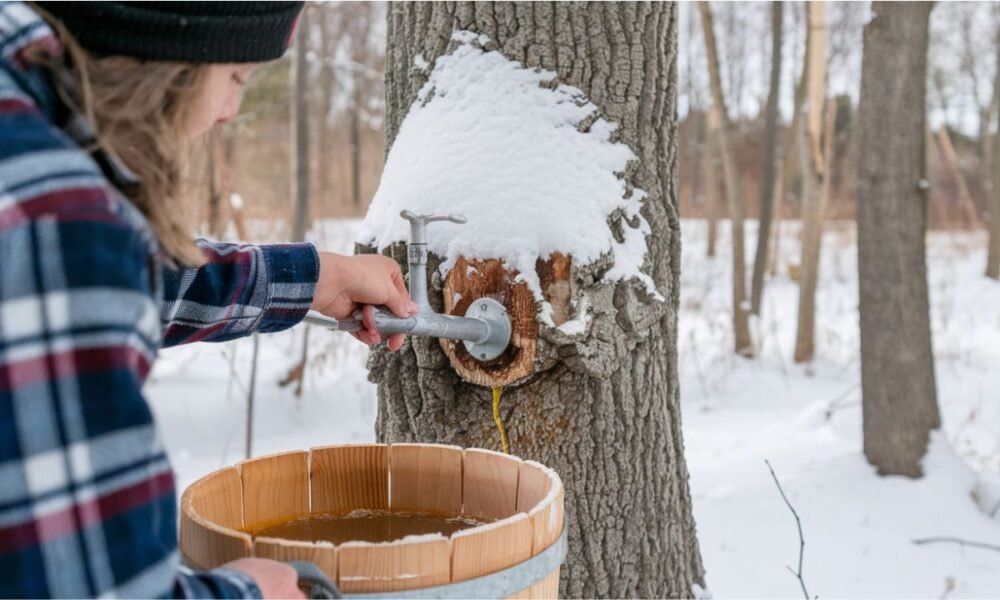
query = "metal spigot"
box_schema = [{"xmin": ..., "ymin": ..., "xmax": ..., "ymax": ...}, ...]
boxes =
[{"xmin": 302, "ymin": 211, "xmax": 513, "ymax": 362}]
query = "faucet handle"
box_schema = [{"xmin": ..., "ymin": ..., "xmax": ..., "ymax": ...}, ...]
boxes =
[
  {"xmin": 400, "ymin": 210, "xmax": 466, "ymax": 244},
  {"xmin": 399, "ymin": 210, "xmax": 468, "ymax": 226}
]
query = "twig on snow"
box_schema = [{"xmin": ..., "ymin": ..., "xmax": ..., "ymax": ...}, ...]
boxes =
[
  {"xmin": 765, "ymin": 460, "xmax": 814, "ymax": 600},
  {"xmin": 912, "ymin": 536, "xmax": 1000, "ymax": 554}
]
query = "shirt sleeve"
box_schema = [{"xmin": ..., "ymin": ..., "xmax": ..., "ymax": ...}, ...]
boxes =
[
  {"xmin": 174, "ymin": 566, "xmax": 262, "ymax": 599},
  {"xmin": 160, "ymin": 241, "xmax": 320, "ymax": 347}
]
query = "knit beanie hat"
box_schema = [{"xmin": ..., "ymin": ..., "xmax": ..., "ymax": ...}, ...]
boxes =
[{"xmin": 35, "ymin": 1, "xmax": 304, "ymax": 64}]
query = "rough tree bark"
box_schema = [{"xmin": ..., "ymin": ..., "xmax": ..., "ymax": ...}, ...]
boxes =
[
  {"xmin": 750, "ymin": 0, "xmax": 783, "ymax": 315},
  {"xmin": 699, "ymin": 0, "xmax": 753, "ymax": 357},
  {"xmin": 857, "ymin": 1, "xmax": 940, "ymax": 477},
  {"xmin": 291, "ymin": 7, "xmax": 310, "ymax": 242},
  {"xmin": 793, "ymin": 1, "xmax": 827, "ymax": 364},
  {"xmin": 372, "ymin": 3, "xmax": 705, "ymax": 597}
]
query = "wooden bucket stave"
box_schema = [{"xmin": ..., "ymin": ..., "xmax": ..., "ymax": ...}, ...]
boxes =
[{"xmin": 179, "ymin": 443, "xmax": 564, "ymax": 598}]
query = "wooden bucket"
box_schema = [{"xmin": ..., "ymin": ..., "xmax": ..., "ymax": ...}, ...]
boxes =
[{"xmin": 180, "ymin": 443, "xmax": 564, "ymax": 598}]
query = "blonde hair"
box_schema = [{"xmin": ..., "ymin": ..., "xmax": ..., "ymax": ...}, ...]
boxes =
[{"xmin": 29, "ymin": 6, "xmax": 209, "ymax": 266}]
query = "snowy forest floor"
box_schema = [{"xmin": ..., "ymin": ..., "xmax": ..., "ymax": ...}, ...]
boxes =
[{"xmin": 148, "ymin": 219, "xmax": 1000, "ymax": 598}]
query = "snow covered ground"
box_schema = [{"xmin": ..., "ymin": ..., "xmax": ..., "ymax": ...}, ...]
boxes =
[{"xmin": 148, "ymin": 218, "xmax": 1000, "ymax": 598}]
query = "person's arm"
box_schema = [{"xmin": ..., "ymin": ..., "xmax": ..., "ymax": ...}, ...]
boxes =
[
  {"xmin": 0, "ymin": 192, "xmax": 297, "ymax": 598},
  {"xmin": 160, "ymin": 241, "xmax": 320, "ymax": 347},
  {"xmin": 161, "ymin": 241, "xmax": 419, "ymax": 350}
]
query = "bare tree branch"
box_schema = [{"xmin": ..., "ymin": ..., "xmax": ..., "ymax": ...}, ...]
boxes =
[
  {"xmin": 766, "ymin": 460, "xmax": 813, "ymax": 600},
  {"xmin": 913, "ymin": 537, "xmax": 1000, "ymax": 553}
]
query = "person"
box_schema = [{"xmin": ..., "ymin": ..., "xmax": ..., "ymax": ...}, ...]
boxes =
[{"xmin": 0, "ymin": 2, "xmax": 416, "ymax": 597}]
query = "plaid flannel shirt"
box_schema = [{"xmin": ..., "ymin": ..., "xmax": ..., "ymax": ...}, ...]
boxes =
[{"xmin": 0, "ymin": 3, "xmax": 319, "ymax": 597}]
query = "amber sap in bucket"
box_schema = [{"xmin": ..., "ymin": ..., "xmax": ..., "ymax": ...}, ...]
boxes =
[{"xmin": 245, "ymin": 509, "xmax": 491, "ymax": 544}]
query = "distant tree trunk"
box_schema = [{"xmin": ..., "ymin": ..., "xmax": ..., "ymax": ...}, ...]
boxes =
[
  {"xmin": 857, "ymin": 1, "xmax": 940, "ymax": 477},
  {"xmin": 990, "ymin": 118, "xmax": 1000, "ymax": 278},
  {"xmin": 935, "ymin": 127, "xmax": 981, "ymax": 228},
  {"xmin": 705, "ymin": 105, "xmax": 723, "ymax": 257},
  {"xmin": 375, "ymin": 3, "xmax": 705, "ymax": 597},
  {"xmin": 750, "ymin": 0, "xmax": 783, "ymax": 315},
  {"xmin": 206, "ymin": 128, "xmax": 225, "ymax": 239},
  {"xmin": 794, "ymin": 0, "xmax": 827, "ymax": 364},
  {"xmin": 317, "ymin": 3, "xmax": 336, "ymax": 204},
  {"xmin": 350, "ymin": 89, "xmax": 362, "ymax": 208},
  {"xmin": 291, "ymin": 8, "xmax": 310, "ymax": 242},
  {"xmin": 689, "ymin": 112, "xmax": 705, "ymax": 228},
  {"xmin": 699, "ymin": 0, "xmax": 753, "ymax": 357},
  {"xmin": 795, "ymin": 100, "xmax": 836, "ymax": 363},
  {"xmin": 770, "ymin": 47, "xmax": 810, "ymax": 278}
]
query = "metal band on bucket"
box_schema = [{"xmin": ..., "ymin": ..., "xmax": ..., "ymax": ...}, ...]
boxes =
[{"xmin": 292, "ymin": 528, "xmax": 568, "ymax": 600}]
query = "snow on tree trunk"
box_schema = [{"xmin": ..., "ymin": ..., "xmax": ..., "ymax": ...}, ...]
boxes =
[
  {"xmin": 857, "ymin": 1, "xmax": 940, "ymax": 477},
  {"xmin": 699, "ymin": 0, "xmax": 753, "ymax": 357},
  {"xmin": 363, "ymin": 3, "xmax": 705, "ymax": 597}
]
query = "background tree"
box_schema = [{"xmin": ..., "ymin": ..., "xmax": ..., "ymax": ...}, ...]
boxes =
[
  {"xmin": 991, "ymin": 22, "xmax": 1000, "ymax": 279},
  {"xmin": 794, "ymin": 0, "xmax": 829, "ymax": 364},
  {"xmin": 699, "ymin": 0, "xmax": 753, "ymax": 357},
  {"xmin": 857, "ymin": 1, "xmax": 940, "ymax": 477},
  {"xmin": 370, "ymin": 3, "xmax": 705, "ymax": 597},
  {"xmin": 750, "ymin": 0, "xmax": 783, "ymax": 316},
  {"xmin": 291, "ymin": 6, "xmax": 311, "ymax": 242}
]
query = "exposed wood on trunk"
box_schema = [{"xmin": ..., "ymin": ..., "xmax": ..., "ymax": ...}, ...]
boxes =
[
  {"xmin": 373, "ymin": 3, "xmax": 704, "ymax": 596},
  {"xmin": 857, "ymin": 1, "xmax": 940, "ymax": 477},
  {"xmin": 439, "ymin": 254, "xmax": 572, "ymax": 388},
  {"xmin": 750, "ymin": 0, "xmax": 783, "ymax": 315},
  {"xmin": 793, "ymin": 1, "xmax": 828, "ymax": 364},
  {"xmin": 699, "ymin": 0, "xmax": 753, "ymax": 357},
  {"xmin": 935, "ymin": 127, "xmax": 982, "ymax": 228}
]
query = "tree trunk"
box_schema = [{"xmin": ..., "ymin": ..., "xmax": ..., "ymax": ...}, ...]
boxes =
[
  {"xmin": 291, "ymin": 8, "xmax": 310, "ymax": 243},
  {"xmin": 793, "ymin": 1, "xmax": 827, "ymax": 364},
  {"xmin": 985, "ymin": 26, "xmax": 1000, "ymax": 277},
  {"xmin": 935, "ymin": 127, "xmax": 981, "ymax": 228},
  {"xmin": 770, "ymin": 47, "xmax": 810, "ymax": 279},
  {"xmin": 750, "ymin": 0, "xmax": 783, "ymax": 315},
  {"xmin": 705, "ymin": 106, "xmax": 723, "ymax": 258},
  {"xmin": 857, "ymin": 1, "xmax": 940, "ymax": 477},
  {"xmin": 374, "ymin": 3, "xmax": 704, "ymax": 597},
  {"xmin": 795, "ymin": 99, "xmax": 835, "ymax": 363},
  {"xmin": 206, "ymin": 128, "xmax": 225, "ymax": 239},
  {"xmin": 699, "ymin": 0, "xmax": 753, "ymax": 357},
  {"xmin": 317, "ymin": 3, "xmax": 336, "ymax": 205},
  {"xmin": 350, "ymin": 89, "xmax": 362, "ymax": 208},
  {"xmin": 989, "ymin": 121, "xmax": 1000, "ymax": 278}
]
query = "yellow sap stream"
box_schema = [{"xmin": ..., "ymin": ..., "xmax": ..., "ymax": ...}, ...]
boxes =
[{"xmin": 492, "ymin": 386, "xmax": 510, "ymax": 454}]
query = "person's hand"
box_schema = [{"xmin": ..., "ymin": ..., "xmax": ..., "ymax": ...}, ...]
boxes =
[
  {"xmin": 311, "ymin": 252, "xmax": 418, "ymax": 351},
  {"xmin": 222, "ymin": 557, "xmax": 303, "ymax": 599}
]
